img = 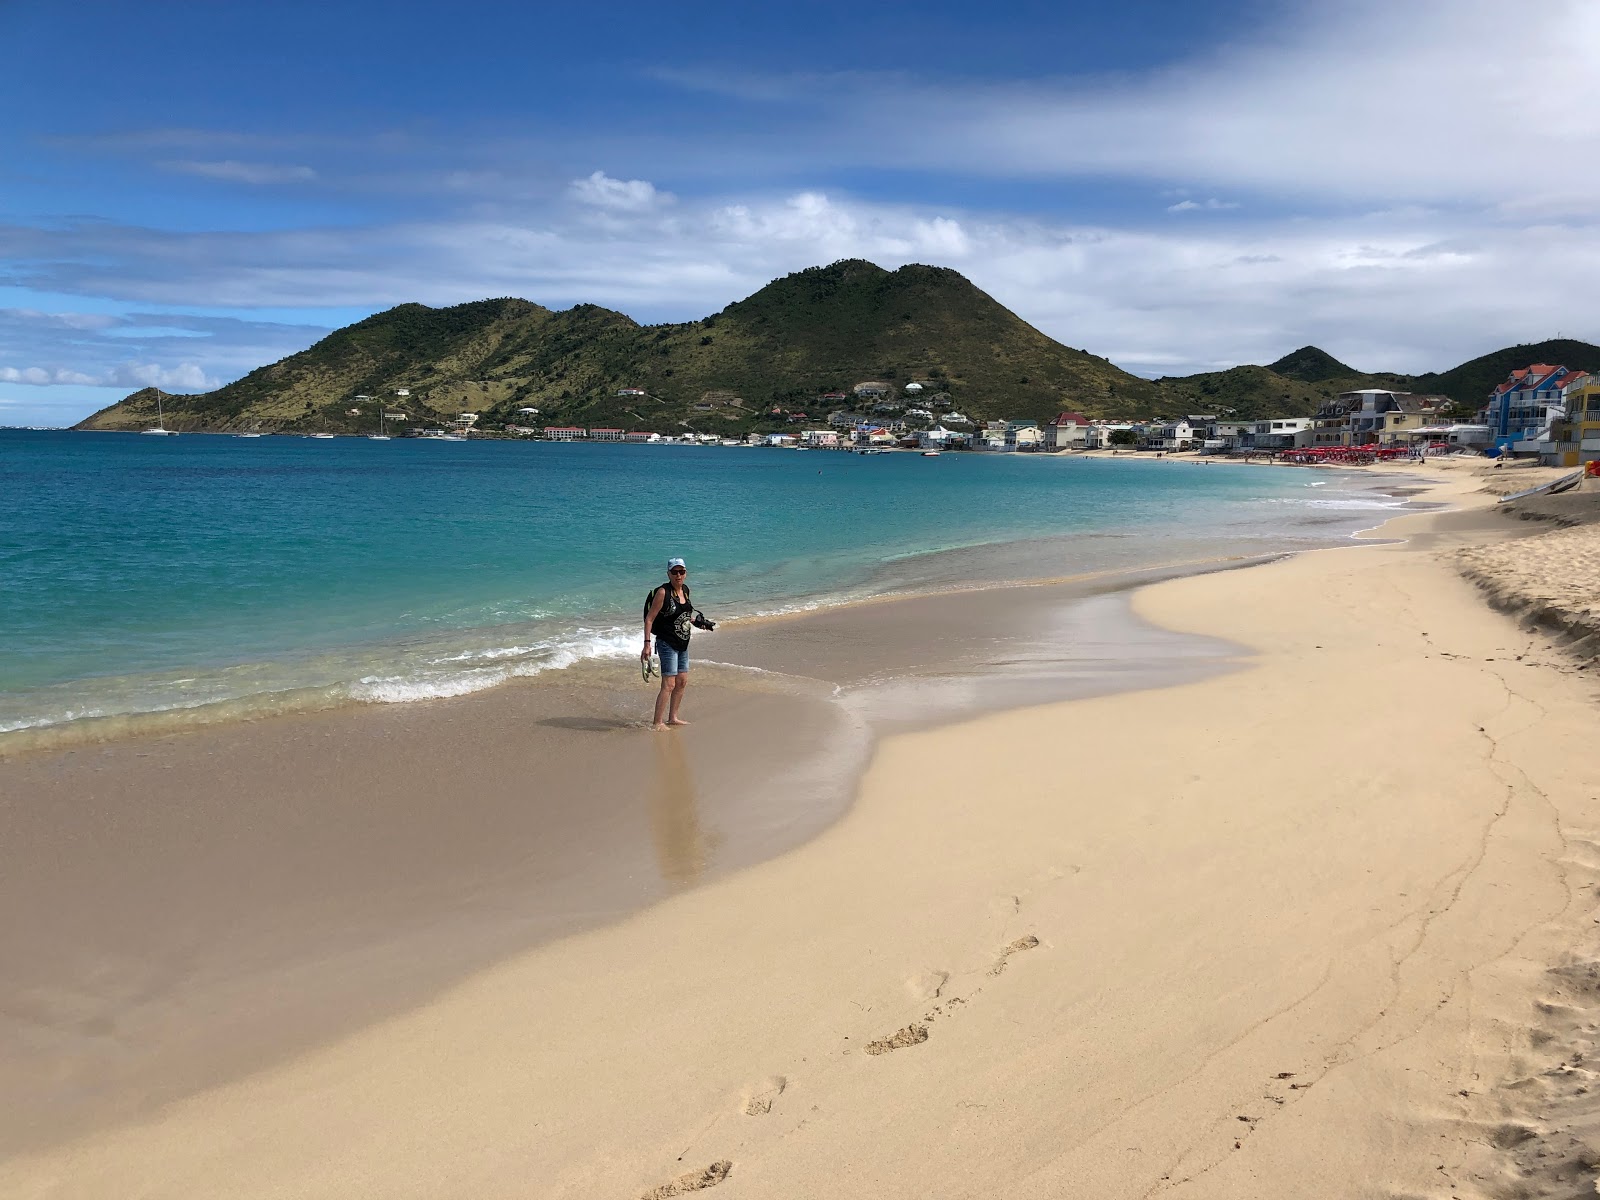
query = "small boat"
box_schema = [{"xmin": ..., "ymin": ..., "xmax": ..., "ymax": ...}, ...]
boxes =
[
  {"xmin": 368, "ymin": 409, "xmax": 391, "ymax": 440},
  {"xmin": 141, "ymin": 393, "xmax": 177, "ymax": 435},
  {"xmin": 1498, "ymin": 469, "xmax": 1584, "ymax": 504},
  {"xmin": 306, "ymin": 432, "xmax": 336, "ymax": 439},
  {"xmin": 920, "ymin": 450, "xmax": 941, "ymax": 457},
  {"xmin": 235, "ymin": 432, "xmax": 263, "ymax": 438}
]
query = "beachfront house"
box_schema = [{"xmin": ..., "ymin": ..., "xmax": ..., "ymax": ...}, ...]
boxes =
[
  {"xmin": 1200, "ymin": 419, "xmax": 1252, "ymax": 453},
  {"xmin": 1310, "ymin": 390, "xmax": 1446, "ymax": 448},
  {"xmin": 624, "ymin": 431, "xmax": 661, "ymax": 443},
  {"xmin": 588, "ymin": 427, "xmax": 625, "ymax": 441},
  {"xmin": 543, "ymin": 426, "xmax": 586, "ymax": 440},
  {"xmin": 763, "ymin": 433, "xmax": 797, "ymax": 447},
  {"xmin": 1481, "ymin": 365, "xmax": 1579, "ymax": 452},
  {"xmin": 1046, "ymin": 412, "xmax": 1092, "ymax": 450},
  {"xmin": 1006, "ymin": 421, "xmax": 1043, "ymax": 450},
  {"xmin": 801, "ymin": 429, "xmax": 840, "ymax": 448},
  {"xmin": 1310, "ymin": 396, "xmax": 1354, "ymax": 447},
  {"xmin": 1142, "ymin": 419, "xmax": 1196, "ymax": 451},
  {"xmin": 1542, "ymin": 375, "xmax": 1600, "ymax": 467},
  {"xmin": 972, "ymin": 421, "xmax": 1010, "ymax": 451},
  {"xmin": 1248, "ymin": 417, "xmax": 1314, "ymax": 451}
]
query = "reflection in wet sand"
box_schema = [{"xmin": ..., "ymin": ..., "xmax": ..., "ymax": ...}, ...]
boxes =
[{"xmin": 650, "ymin": 735, "xmax": 714, "ymax": 886}]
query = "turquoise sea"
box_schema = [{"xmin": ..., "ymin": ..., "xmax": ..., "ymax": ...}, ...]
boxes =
[{"xmin": 0, "ymin": 430, "xmax": 1408, "ymax": 742}]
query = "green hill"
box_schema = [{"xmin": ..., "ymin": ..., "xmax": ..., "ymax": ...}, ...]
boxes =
[
  {"xmin": 1266, "ymin": 345, "xmax": 1357, "ymax": 382},
  {"xmin": 75, "ymin": 260, "xmax": 1167, "ymax": 435},
  {"xmin": 73, "ymin": 267, "xmax": 1600, "ymax": 435},
  {"xmin": 1404, "ymin": 338, "xmax": 1600, "ymax": 410},
  {"xmin": 1155, "ymin": 358, "xmax": 1412, "ymax": 421}
]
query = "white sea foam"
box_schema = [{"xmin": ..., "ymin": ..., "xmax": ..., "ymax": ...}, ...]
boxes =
[{"xmin": 347, "ymin": 627, "xmax": 637, "ymax": 705}]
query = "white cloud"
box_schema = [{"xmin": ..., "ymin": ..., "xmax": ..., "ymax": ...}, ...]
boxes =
[
  {"xmin": 570, "ymin": 170, "xmax": 670, "ymax": 212},
  {"xmin": 657, "ymin": 0, "xmax": 1600, "ymax": 211},
  {"xmin": 107, "ymin": 362, "xmax": 217, "ymax": 390},
  {"xmin": 163, "ymin": 160, "xmax": 319, "ymax": 184},
  {"xmin": 0, "ymin": 362, "xmax": 217, "ymax": 389},
  {"xmin": 1167, "ymin": 198, "xmax": 1239, "ymax": 213},
  {"xmin": 9, "ymin": 187, "xmax": 1597, "ymax": 390},
  {"xmin": 0, "ymin": 367, "xmax": 53, "ymax": 384}
]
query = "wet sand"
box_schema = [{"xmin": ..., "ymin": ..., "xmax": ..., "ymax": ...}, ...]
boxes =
[{"xmin": 0, "ymin": 552, "xmax": 1296, "ymax": 1154}]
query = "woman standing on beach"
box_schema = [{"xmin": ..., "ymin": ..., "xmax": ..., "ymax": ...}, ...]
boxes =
[{"xmin": 643, "ymin": 558, "xmax": 696, "ymax": 731}]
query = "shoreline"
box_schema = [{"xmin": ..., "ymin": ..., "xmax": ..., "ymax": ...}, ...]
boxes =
[
  {"xmin": 8, "ymin": 461, "xmax": 1598, "ymax": 1197},
  {"xmin": 0, "ymin": 462, "xmax": 1411, "ymax": 759}
]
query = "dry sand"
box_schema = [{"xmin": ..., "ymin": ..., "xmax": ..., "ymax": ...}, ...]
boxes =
[{"xmin": 6, "ymin": 467, "xmax": 1600, "ymax": 1198}]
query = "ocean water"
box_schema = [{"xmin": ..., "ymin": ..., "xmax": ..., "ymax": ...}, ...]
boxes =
[{"xmin": 0, "ymin": 430, "xmax": 1408, "ymax": 741}]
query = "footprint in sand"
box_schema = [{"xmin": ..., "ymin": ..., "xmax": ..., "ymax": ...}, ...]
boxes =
[
  {"xmin": 988, "ymin": 935, "xmax": 1040, "ymax": 976},
  {"xmin": 640, "ymin": 1160, "xmax": 732, "ymax": 1199},
  {"xmin": 743, "ymin": 1076, "xmax": 787, "ymax": 1116},
  {"xmin": 906, "ymin": 969, "xmax": 949, "ymax": 1001},
  {"xmin": 865, "ymin": 1024, "xmax": 929, "ymax": 1055}
]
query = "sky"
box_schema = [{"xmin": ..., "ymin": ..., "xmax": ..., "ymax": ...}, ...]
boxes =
[{"xmin": 3, "ymin": 0, "xmax": 1597, "ymax": 427}]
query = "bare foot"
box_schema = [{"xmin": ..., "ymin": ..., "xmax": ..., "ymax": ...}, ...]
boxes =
[
  {"xmin": 667, "ymin": 717, "xmax": 691, "ymax": 726},
  {"xmin": 652, "ymin": 722, "xmax": 670, "ymax": 731}
]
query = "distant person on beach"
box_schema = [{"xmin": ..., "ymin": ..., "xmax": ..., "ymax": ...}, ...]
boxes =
[{"xmin": 642, "ymin": 558, "xmax": 714, "ymax": 730}]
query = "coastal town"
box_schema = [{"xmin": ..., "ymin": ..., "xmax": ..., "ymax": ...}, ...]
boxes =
[{"xmin": 477, "ymin": 363, "xmax": 1600, "ymax": 470}]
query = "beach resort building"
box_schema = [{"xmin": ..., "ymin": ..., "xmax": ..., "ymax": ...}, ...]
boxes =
[
  {"xmin": 1340, "ymin": 390, "xmax": 1449, "ymax": 445},
  {"xmin": 542, "ymin": 426, "xmax": 586, "ymax": 440},
  {"xmin": 1309, "ymin": 391, "xmax": 1449, "ymax": 447},
  {"xmin": 588, "ymin": 428, "xmax": 625, "ymax": 441},
  {"xmin": 1480, "ymin": 365, "xmax": 1578, "ymax": 451},
  {"xmin": 801, "ymin": 429, "xmax": 840, "ymax": 448},
  {"xmin": 624, "ymin": 431, "xmax": 661, "ymax": 443}
]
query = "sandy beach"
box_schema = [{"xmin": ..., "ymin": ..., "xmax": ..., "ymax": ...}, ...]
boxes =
[{"xmin": 5, "ymin": 462, "xmax": 1600, "ymax": 1198}]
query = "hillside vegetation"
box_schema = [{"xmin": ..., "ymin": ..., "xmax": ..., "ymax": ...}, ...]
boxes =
[
  {"xmin": 75, "ymin": 264, "xmax": 1600, "ymax": 435},
  {"xmin": 77, "ymin": 261, "xmax": 1166, "ymax": 435}
]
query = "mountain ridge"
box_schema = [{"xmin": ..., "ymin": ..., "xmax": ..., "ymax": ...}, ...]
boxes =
[{"xmin": 73, "ymin": 266, "xmax": 1600, "ymax": 433}]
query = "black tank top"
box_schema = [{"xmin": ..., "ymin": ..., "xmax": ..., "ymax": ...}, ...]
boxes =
[{"xmin": 651, "ymin": 585, "xmax": 693, "ymax": 652}]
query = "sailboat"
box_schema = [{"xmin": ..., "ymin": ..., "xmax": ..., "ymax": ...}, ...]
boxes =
[
  {"xmin": 368, "ymin": 408, "xmax": 391, "ymax": 440},
  {"xmin": 140, "ymin": 393, "xmax": 177, "ymax": 435},
  {"xmin": 236, "ymin": 420, "xmax": 263, "ymax": 438}
]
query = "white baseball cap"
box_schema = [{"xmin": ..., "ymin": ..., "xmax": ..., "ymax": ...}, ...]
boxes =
[{"xmin": 666, "ymin": 557, "xmax": 686, "ymax": 570}]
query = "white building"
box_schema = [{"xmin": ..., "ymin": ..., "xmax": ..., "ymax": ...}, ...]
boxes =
[
  {"xmin": 1248, "ymin": 417, "xmax": 1313, "ymax": 450},
  {"xmin": 1142, "ymin": 420, "xmax": 1195, "ymax": 451},
  {"xmin": 1046, "ymin": 411, "xmax": 1092, "ymax": 450},
  {"xmin": 801, "ymin": 429, "xmax": 840, "ymax": 448}
]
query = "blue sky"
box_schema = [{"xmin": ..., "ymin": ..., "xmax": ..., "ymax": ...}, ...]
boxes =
[{"xmin": 3, "ymin": 0, "xmax": 1596, "ymax": 426}]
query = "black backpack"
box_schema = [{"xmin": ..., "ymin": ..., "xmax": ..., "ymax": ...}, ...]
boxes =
[{"xmin": 643, "ymin": 584, "xmax": 689, "ymax": 622}]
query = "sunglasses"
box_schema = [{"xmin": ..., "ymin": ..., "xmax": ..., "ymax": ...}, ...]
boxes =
[{"xmin": 669, "ymin": 567, "xmax": 686, "ymax": 574}]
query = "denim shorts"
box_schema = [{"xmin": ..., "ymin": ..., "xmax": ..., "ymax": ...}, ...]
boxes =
[{"xmin": 658, "ymin": 643, "xmax": 690, "ymax": 675}]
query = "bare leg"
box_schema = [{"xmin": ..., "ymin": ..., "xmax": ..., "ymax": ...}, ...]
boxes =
[
  {"xmin": 652, "ymin": 676, "xmax": 674, "ymax": 730},
  {"xmin": 666, "ymin": 673, "xmax": 690, "ymax": 726}
]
